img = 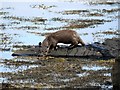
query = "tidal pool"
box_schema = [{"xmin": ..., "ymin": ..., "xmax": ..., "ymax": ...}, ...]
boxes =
[
  {"xmin": 82, "ymin": 65, "xmax": 111, "ymax": 71},
  {"xmin": 0, "ymin": 63, "xmax": 39, "ymax": 73}
]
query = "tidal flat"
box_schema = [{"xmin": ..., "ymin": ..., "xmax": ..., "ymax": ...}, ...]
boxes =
[{"xmin": 0, "ymin": 0, "xmax": 119, "ymax": 89}]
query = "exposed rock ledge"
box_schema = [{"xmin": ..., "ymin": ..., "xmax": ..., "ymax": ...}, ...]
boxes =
[{"xmin": 12, "ymin": 38, "xmax": 120, "ymax": 59}]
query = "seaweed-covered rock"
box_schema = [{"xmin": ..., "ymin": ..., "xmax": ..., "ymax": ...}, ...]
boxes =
[
  {"xmin": 12, "ymin": 38, "xmax": 120, "ymax": 58},
  {"xmin": 112, "ymin": 56, "xmax": 120, "ymax": 90}
]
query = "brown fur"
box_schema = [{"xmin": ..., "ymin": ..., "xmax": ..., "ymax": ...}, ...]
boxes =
[{"xmin": 41, "ymin": 30, "xmax": 85, "ymax": 55}]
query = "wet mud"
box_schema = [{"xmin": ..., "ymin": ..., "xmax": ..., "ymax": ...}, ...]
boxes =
[{"xmin": 1, "ymin": 57, "xmax": 114, "ymax": 89}]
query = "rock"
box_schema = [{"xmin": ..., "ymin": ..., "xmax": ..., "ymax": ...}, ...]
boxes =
[
  {"xmin": 12, "ymin": 38, "xmax": 119, "ymax": 58},
  {"xmin": 112, "ymin": 56, "xmax": 120, "ymax": 90}
]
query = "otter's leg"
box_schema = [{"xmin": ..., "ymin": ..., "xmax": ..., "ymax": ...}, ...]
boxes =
[
  {"xmin": 69, "ymin": 44, "xmax": 75, "ymax": 49},
  {"xmin": 50, "ymin": 42, "xmax": 57, "ymax": 51},
  {"xmin": 54, "ymin": 45, "xmax": 59, "ymax": 50},
  {"xmin": 78, "ymin": 37, "xmax": 85, "ymax": 46},
  {"xmin": 69, "ymin": 39, "xmax": 78, "ymax": 49},
  {"xmin": 51, "ymin": 38, "xmax": 58, "ymax": 50},
  {"xmin": 69, "ymin": 44, "xmax": 78, "ymax": 49}
]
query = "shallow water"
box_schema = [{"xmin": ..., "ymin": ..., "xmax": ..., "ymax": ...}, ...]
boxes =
[
  {"xmin": 0, "ymin": 0, "xmax": 119, "ymax": 88},
  {"xmin": 1, "ymin": 1, "xmax": 118, "ymax": 45},
  {"xmin": 82, "ymin": 65, "xmax": 111, "ymax": 71},
  {"xmin": 0, "ymin": 64, "xmax": 38, "ymax": 73}
]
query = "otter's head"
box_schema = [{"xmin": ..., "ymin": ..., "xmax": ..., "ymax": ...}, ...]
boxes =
[{"xmin": 41, "ymin": 38, "xmax": 50, "ymax": 56}]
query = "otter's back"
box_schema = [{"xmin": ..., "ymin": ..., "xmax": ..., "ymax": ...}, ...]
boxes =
[{"xmin": 51, "ymin": 30, "xmax": 77, "ymax": 43}]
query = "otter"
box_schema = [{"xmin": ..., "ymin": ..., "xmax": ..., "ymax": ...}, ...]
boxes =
[{"xmin": 40, "ymin": 30, "xmax": 85, "ymax": 56}]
